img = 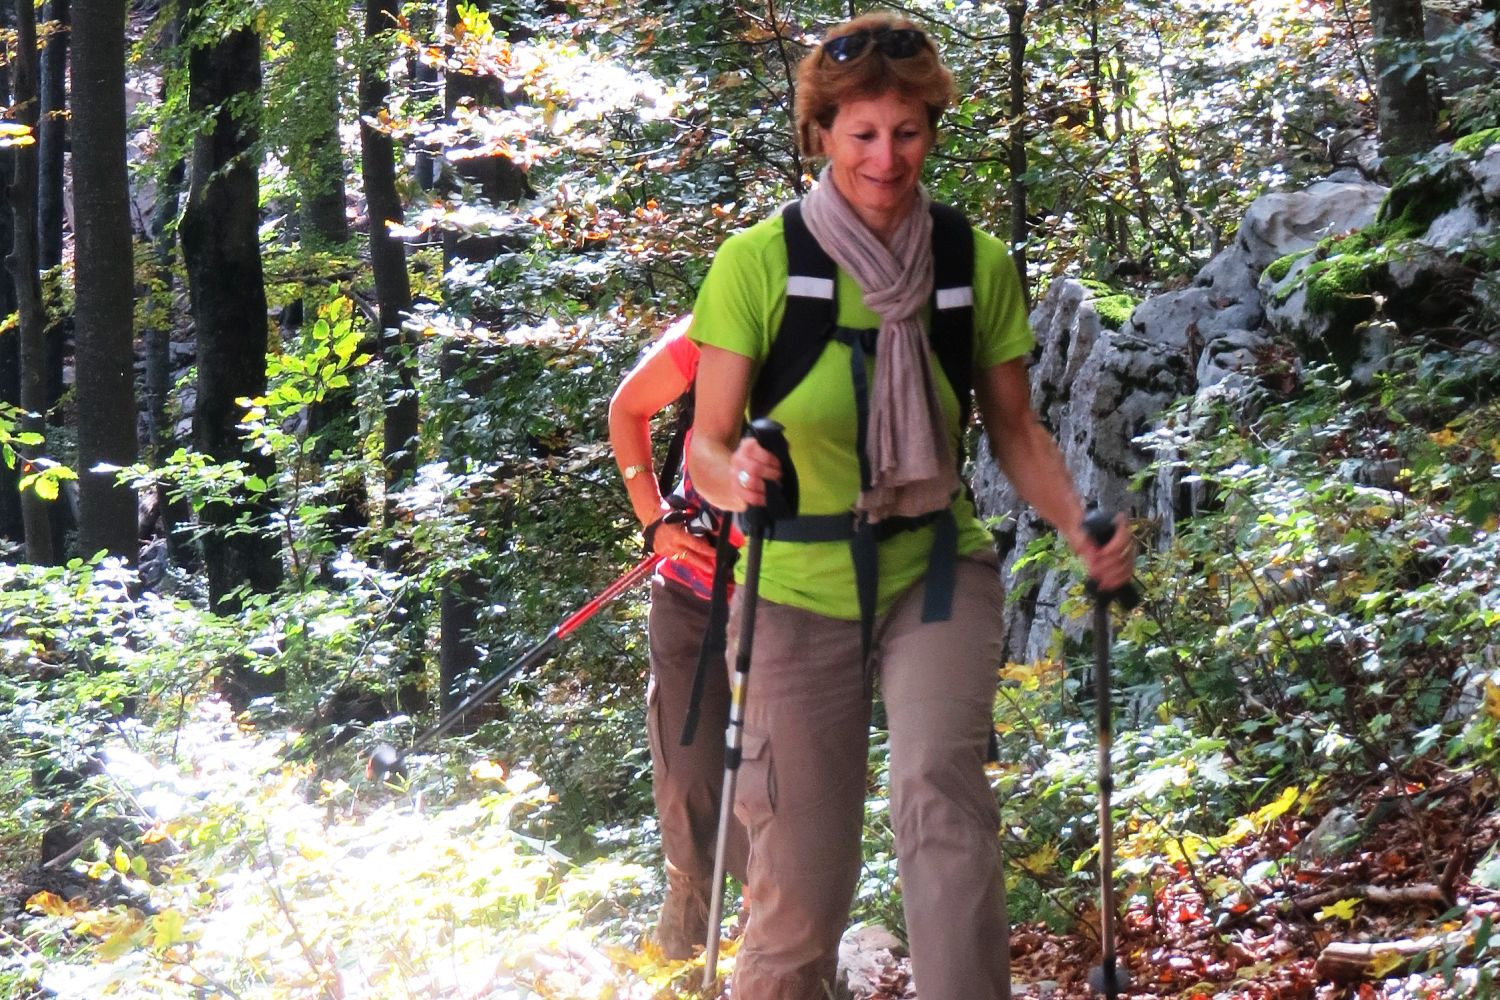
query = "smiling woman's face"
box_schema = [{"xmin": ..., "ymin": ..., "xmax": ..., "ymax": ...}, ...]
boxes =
[{"xmin": 817, "ymin": 91, "xmax": 934, "ymax": 242}]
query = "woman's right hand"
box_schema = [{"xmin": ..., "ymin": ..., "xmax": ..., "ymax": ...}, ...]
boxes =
[
  {"xmin": 725, "ymin": 436, "xmax": 782, "ymax": 511},
  {"xmin": 650, "ymin": 520, "xmax": 718, "ymax": 577}
]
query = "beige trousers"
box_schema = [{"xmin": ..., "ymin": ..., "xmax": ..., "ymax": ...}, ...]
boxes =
[
  {"xmin": 646, "ymin": 576, "xmax": 749, "ymax": 888},
  {"xmin": 726, "ymin": 554, "xmax": 1011, "ymax": 1000}
]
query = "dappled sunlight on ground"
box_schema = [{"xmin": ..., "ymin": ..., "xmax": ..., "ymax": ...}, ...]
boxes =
[{"xmin": 21, "ymin": 700, "xmax": 722, "ymax": 999}]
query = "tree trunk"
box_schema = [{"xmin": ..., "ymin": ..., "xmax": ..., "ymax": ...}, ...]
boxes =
[
  {"xmin": 285, "ymin": 3, "xmax": 349, "ymax": 247},
  {"xmin": 179, "ymin": 17, "xmax": 283, "ymax": 629},
  {"xmin": 361, "ymin": 0, "xmax": 417, "ymax": 497},
  {"xmin": 362, "ymin": 0, "xmax": 422, "ymax": 711},
  {"xmin": 0, "ymin": 1, "xmax": 19, "ymax": 546},
  {"xmin": 1007, "ymin": 1, "xmax": 1029, "ymax": 308},
  {"xmin": 38, "ymin": 0, "xmax": 69, "ymax": 490},
  {"xmin": 1086, "ymin": 0, "xmax": 1124, "ymax": 259},
  {"xmin": 72, "ymin": 0, "xmax": 138, "ymax": 563},
  {"xmin": 435, "ymin": 0, "xmax": 531, "ymax": 712},
  {"xmin": 1371, "ymin": 0, "xmax": 1439, "ymax": 160},
  {"xmin": 144, "ymin": 1, "xmax": 192, "ymax": 568},
  {"xmin": 439, "ymin": 573, "xmax": 483, "ymax": 717},
  {"xmin": 0, "ymin": 307, "xmax": 19, "ymax": 542},
  {"xmin": 407, "ymin": 1, "xmax": 441, "ymax": 191},
  {"xmin": 38, "ymin": 0, "xmax": 68, "ymax": 270},
  {"xmin": 9, "ymin": 0, "xmax": 55, "ymax": 565}
]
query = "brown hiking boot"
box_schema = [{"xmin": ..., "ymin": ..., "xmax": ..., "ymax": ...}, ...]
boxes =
[{"xmin": 657, "ymin": 863, "xmax": 711, "ymax": 960}]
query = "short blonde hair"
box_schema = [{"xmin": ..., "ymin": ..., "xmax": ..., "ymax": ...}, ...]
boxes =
[{"xmin": 794, "ymin": 12, "xmax": 955, "ymax": 158}]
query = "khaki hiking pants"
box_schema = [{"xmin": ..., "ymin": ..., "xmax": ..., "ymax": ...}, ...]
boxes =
[
  {"xmin": 646, "ymin": 577, "xmax": 749, "ymax": 892},
  {"xmin": 726, "ymin": 554, "xmax": 1011, "ymax": 1000}
]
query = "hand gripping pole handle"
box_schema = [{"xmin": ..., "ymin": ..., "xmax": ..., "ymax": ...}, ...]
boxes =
[
  {"xmin": 745, "ymin": 417, "xmax": 797, "ymax": 529},
  {"xmin": 1082, "ymin": 510, "xmax": 1139, "ymax": 610}
]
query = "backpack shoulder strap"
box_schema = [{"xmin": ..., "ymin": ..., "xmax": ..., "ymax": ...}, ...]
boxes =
[
  {"xmin": 655, "ymin": 388, "xmax": 694, "ymax": 497},
  {"xmin": 750, "ymin": 201, "xmax": 839, "ymax": 419},
  {"xmin": 751, "ymin": 201, "xmax": 975, "ymax": 423},
  {"xmin": 927, "ymin": 202, "xmax": 976, "ymax": 428}
]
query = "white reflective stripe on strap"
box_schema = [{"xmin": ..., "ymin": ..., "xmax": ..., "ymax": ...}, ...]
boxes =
[
  {"xmin": 786, "ymin": 275, "xmax": 836, "ymax": 299},
  {"xmin": 936, "ymin": 286, "xmax": 974, "ymax": 310}
]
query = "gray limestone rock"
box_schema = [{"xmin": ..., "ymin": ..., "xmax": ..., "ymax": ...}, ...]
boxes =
[{"xmin": 974, "ymin": 177, "xmax": 1386, "ymax": 661}]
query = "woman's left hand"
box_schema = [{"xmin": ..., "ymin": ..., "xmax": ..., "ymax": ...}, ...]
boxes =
[{"xmin": 1070, "ymin": 513, "xmax": 1136, "ymax": 593}]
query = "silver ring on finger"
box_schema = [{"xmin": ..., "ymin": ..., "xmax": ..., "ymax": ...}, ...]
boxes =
[{"xmin": 737, "ymin": 469, "xmax": 752, "ymax": 487}]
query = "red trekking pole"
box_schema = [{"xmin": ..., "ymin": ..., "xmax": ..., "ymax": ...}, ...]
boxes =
[{"xmin": 368, "ymin": 553, "xmax": 664, "ymax": 780}]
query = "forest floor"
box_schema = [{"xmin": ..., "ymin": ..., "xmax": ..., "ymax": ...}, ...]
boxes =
[{"xmin": 3, "ymin": 697, "xmax": 1497, "ymax": 999}]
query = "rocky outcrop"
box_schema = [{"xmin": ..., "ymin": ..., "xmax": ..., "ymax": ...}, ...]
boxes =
[
  {"xmin": 974, "ymin": 174, "xmax": 1388, "ymax": 663},
  {"xmin": 1262, "ymin": 135, "xmax": 1500, "ymax": 361}
]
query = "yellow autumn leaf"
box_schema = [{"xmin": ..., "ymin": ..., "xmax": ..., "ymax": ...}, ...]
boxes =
[
  {"xmin": 503, "ymin": 768, "xmax": 543, "ymax": 794},
  {"xmin": 1221, "ymin": 785, "xmax": 1300, "ymax": 845},
  {"xmin": 1368, "ymin": 947, "xmax": 1405, "ymax": 977},
  {"xmin": 113, "ymin": 845, "xmax": 130, "ymax": 873},
  {"xmin": 999, "ymin": 660, "xmax": 1060, "ymax": 690},
  {"xmin": 26, "ymin": 890, "xmax": 73, "ymax": 917},
  {"xmin": 97, "ymin": 925, "xmax": 144, "ymax": 960},
  {"xmin": 1162, "ymin": 832, "xmax": 1211, "ymax": 864},
  {"xmin": 76, "ymin": 905, "xmax": 145, "ymax": 941},
  {"xmin": 1485, "ymin": 681, "xmax": 1500, "ymax": 721},
  {"xmin": 470, "ymin": 759, "xmax": 507, "ymax": 782},
  {"xmin": 1315, "ymin": 897, "xmax": 1361, "ymax": 921},
  {"xmin": 1430, "ymin": 428, "xmax": 1458, "ymax": 447},
  {"xmin": 1016, "ymin": 841, "xmax": 1060, "ymax": 875},
  {"xmin": 999, "ymin": 661, "xmax": 1037, "ymax": 684}
]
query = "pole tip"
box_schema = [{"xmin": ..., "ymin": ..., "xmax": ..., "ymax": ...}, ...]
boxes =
[{"xmin": 1088, "ymin": 959, "xmax": 1131, "ymax": 996}]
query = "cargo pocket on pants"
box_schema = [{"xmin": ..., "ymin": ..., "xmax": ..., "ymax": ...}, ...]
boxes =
[{"xmin": 733, "ymin": 730, "xmax": 776, "ymax": 830}]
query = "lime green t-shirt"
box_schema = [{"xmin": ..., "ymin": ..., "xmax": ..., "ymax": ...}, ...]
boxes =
[{"xmin": 689, "ymin": 211, "xmax": 1035, "ymax": 620}]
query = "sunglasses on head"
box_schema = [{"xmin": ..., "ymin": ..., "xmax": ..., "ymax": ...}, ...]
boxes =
[{"xmin": 821, "ymin": 26, "xmax": 930, "ymax": 64}]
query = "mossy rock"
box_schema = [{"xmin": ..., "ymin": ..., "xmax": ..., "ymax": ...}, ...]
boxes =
[
  {"xmin": 1375, "ymin": 153, "xmax": 1469, "ymax": 241},
  {"xmin": 1264, "ymin": 139, "xmax": 1491, "ymax": 373},
  {"xmin": 1079, "ymin": 280, "xmax": 1139, "ymax": 330},
  {"xmin": 1263, "ymin": 248, "xmax": 1313, "ymax": 286},
  {"xmin": 1452, "ymin": 126, "xmax": 1500, "ymax": 156}
]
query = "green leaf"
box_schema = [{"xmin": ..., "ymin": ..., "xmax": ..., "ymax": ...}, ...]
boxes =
[{"xmin": 22, "ymin": 473, "xmax": 59, "ymax": 501}]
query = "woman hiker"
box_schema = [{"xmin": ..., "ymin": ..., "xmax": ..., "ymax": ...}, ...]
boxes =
[
  {"xmin": 609, "ymin": 314, "xmax": 749, "ymax": 959},
  {"xmin": 686, "ymin": 12, "xmax": 1136, "ymax": 999}
]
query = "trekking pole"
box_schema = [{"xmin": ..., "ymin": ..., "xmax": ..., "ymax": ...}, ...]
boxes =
[
  {"xmin": 703, "ymin": 418, "xmax": 796, "ymax": 992},
  {"xmin": 1083, "ymin": 510, "xmax": 1139, "ymax": 1000},
  {"xmin": 367, "ymin": 553, "xmax": 664, "ymax": 782}
]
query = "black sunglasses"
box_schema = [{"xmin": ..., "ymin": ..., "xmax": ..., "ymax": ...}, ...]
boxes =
[{"xmin": 821, "ymin": 27, "xmax": 930, "ymax": 64}]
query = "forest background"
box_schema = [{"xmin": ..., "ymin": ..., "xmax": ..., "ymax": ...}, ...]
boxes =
[{"xmin": 1, "ymin": 0, "xmax": 1499, "ymax": 997}]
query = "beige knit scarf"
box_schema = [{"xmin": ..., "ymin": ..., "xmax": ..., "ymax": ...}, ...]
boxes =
[{"xmin": 799, "ymin": 165, "xmax": 959, "ymax": 523}]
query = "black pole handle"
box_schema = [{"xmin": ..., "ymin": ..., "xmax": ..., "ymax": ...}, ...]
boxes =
[
  {"xmin": 745, "ymin": 418, "xmax": 797, "ymax": 528},
  {"xmin": 1082, "ymin": 510, "xmax": 1139, "ymax": 611}
]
